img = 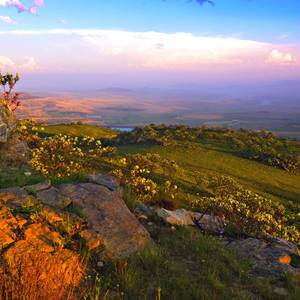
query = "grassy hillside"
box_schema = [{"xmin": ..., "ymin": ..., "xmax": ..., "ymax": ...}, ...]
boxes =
[
  {"xmin": 37, "ymin": 123, "xmax": 118, "ymax": 139},
  {"xmin": 118, "ymin": 143, "xmax": 300, "ymax": 210},
  {"xmin": 2, "ymin": 121, "xmax": 299, "ymax": 299}
]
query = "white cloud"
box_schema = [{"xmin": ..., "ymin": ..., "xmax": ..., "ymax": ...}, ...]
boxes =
[
  {"xmin": 20, "ymin": 56, "xmax": 39, "ymax": 70},
  {"xmin": 0, "ymin": 56, "xmax": 39, "ymax": 71},
  {"xmin": 0, "ymin": 56, "xmax": 16, "ymax": 68},
  {"xmin": 266, "ymin": 49, "xmax": 294, "ymax": 64},
  {"xmin": 0, "ymin": 29, "xmax": 298, "ymax": 76},
  {"xmin": 0, "ymin": 15, "xmax": 17, "ymax": 24},
  {"xmin": 16, "ymin": 29, "xmax": 268, "ymax": 69}
]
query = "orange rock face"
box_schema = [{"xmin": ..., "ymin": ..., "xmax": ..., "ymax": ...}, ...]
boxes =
[{"xmin": 0, "ymin": 192, "xmax": 83, "ymax": 299}]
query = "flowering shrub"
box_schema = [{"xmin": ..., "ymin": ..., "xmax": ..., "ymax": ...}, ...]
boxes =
[
  {"xmin": 110, "ymin": 153, "xmax": 179, "ymax": 209},
  {"xmin": 17, "ymin": 119, "xmax": 43, "ymax": 148},
  {"xmin": 0, "ymin": 71, "xmax": 21, "ymax": 111},
  {"xmin": 31, "ymin": 135, "xmax": 115, "ymax": 178},
  {"xmin": 191, "ymin": 178, "xmax": 300, "ymax": 243},
  {"xmin": 126, "ymin": 175, "xmax": 178, "ymax": 209},
  {"xmin": 125, "ymin": 153, "xmax": 179, "ymax": 176}
]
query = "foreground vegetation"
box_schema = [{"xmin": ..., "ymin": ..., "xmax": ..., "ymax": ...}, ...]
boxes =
[{"xmin": 1, "ymin": 120, "xmax": 300, "ymax": 299}]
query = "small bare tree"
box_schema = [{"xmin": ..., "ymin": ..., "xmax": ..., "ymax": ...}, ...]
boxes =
[{"xmin": 0, "ymin": 70, "xmax": 21, "ymax": 111}]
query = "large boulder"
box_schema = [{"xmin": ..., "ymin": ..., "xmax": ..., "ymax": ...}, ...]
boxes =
[
  {"xmin": 32, "ymin": 181, "xmax": 152, "ymax": 258},
  {"xmin": 55, "ymin": 183, "xmax": 152, "ymax": 258},
  {"xmin": 0, "ymin": 102, "xmax": 28, "ymax": 164}
]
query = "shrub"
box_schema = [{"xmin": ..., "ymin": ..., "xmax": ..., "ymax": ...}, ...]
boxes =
[
  {"xmin": 17, "ymin": 119, "xmax": 43, "ymax": 148},
  {"xmin": 192, "ymin": 183, "xmax": 299, "ymax": 243},
  {"xmin": 0, "ymin": 71, "xmax": 21, "ymax": 111},
  {"xmin": 30, "ymin": 135, "xmax": 115, "ymax": 178}
]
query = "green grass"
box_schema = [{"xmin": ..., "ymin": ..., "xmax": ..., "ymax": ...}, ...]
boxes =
[
  {"xmin": 0, "ymin": 168, "xmax": 46, "ymax": 189},
  {"xmin": 117, "ymin": 143, "xmax": 300, "ymax": 211},
  {"xmin": 86, "ymin": 226, "xmax": 288, "ymax": 300},
  {"xmin": 37, "ymin": 124, "xmax": 118, "ymax": 139}
]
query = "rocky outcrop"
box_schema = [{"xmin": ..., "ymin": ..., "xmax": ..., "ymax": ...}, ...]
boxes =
[
  {"xmin": 0, "ymin": 176, "xmax": 152, "ymax": 259},
  {"xmin": 0, "ymin": 102, "xmax": 28, "ymax": 164},
  {"xmin": 0, "ymin": 191, "xmax": 83, "ymax": 295},
  {"xmin": 40, "ymin": 183, "xmax": 152, "ymax": 258}
]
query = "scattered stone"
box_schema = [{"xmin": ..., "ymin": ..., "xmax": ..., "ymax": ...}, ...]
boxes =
[
  {"xmin": 87, "ymin": 174, "xmax": 123, "ymax": 196},
  {"xmin": 273, "ymin": 287, "xmax": 289, "ymax": 297},
  {"xmin": 97, "ymin": 261, "xmax": 104, "ymax": 268},
  {"xmin": 226, "ymin": 237, "xmax": 300, "ymax": 278},
  {"xmin": 136, "ymin": 202, "xmax": 155, "ymax": 217},
  {"xmin": 190, "ymin": 212, "xmax": 226, "ymax": 233},
  {"xmin": 156, "ymin": 208, "xmax": 194, "ymax": 226},
  {"xmin": 155, "ymin": 208, "xmax": 226, "ymax": 233},
  {"xmin": 26, "ymin": 179, "xmax": 51, "ymax": 193}
]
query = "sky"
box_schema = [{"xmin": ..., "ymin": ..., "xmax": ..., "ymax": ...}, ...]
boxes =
[{"xmin": 0, "ymin": 0, "xmax": 300, "ymax": 90}]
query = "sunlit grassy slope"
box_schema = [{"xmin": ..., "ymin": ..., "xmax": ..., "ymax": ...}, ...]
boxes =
[
  {"xmin": 118, "ymin": 143, "xmax": 300, "ymax": 209},
  {"xmin": 37, "ymin": 124, "xmax": 118, "ymax": 139},
  {"xmin": 37, "ymin": 124, "xmax": 299, "ymax": 209}
]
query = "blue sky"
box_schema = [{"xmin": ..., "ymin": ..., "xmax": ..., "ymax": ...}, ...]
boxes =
[
  {"xmin": 0, "ymin": 0, "xmax": 300, "ymax": 88},
  {"xmin": 1, "ymin": 0, "xmax": 300, "ymax": 43}
]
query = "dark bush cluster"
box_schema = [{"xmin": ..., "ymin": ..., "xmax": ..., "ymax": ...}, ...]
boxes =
[{"xmin": 112, "ymin": 124, "xmax": 300, "ymax": 173}]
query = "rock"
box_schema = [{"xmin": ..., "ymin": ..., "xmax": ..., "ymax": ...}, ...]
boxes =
[
  {"xmin": 26, "ymin": 179, "xmax": 51, "ymax": 193},
  {"xmin": 0, "ymin": 192, "xmax": 83, "ymax": 293},
  {"xmin": 190, "ymin": 212, "xmax": 226, "ymax": 233},
  {"xmin": 155, "ymin": 208, "xmax": 226, "ymax": 233},
  {"xmin": 0, "ymin": 205, "xmax": 28, "ymax": 248},
  {"xmin": 37, "ymin": 187, "xmax": 72, "ymax": 208},
  {"xmin": 97, "ymin": 261, "xmax": 104, "ymax": 268},
  {"xmin": 79, "ymin": 230, "xmax": 101, "ymax": 250},
  {"xmin": 260, "ymin": 232, "xmax": 298, "ymax": 255},
  {"xmin": 0, "ymin": 122, "xmax": 7, "ymax": 143},
  {"xmin": 226, "ymin": 237, "xmax": 300, "ymax": 279},
  {"xmin": 1, "ymin": 180, "xmax": 152, "ymax": 258},
  {"xmin": 0, "ymin": 102, "xmax": 29, "ymax": 164},
  {"xmin": 273, "ymin": 287, "xmax": 289, "ymax": 297},
  {"xmin": 0, "ymin": 187, "xmax": 29, "ymax": 208},
  {"xmin": 0, "ymin": 102, "xmax": 16, "ymax": 139},
  {"xmin": 136, "ymin": 202, "xmax": 155, "ymax": 217},
  {"xmin": 156, "ymin": 208, "xmax": 194, "ymax": 226},
  {"xmin": 87, "ymin": 174, "xmax": 123, "ymax": 196},
  {"xmin": 57, "ymin": 183, "xmax": 152, "ymax": 258}
]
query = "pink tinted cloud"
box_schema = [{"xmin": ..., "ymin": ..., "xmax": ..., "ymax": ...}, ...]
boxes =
[
  {"xmin": 0, "ymin": 15, "xmax": 18, "ymax": 24},
  {"xmin": 33, "ymin": 0, "xmax": 43, "ymax": 6},
  {"xmin": 9, "ymin": 0, "xmax": 27, "ymax": 12},
  {"xmin": 0, "ymin": 0, "xmax": 44, "ymax": 14}
]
